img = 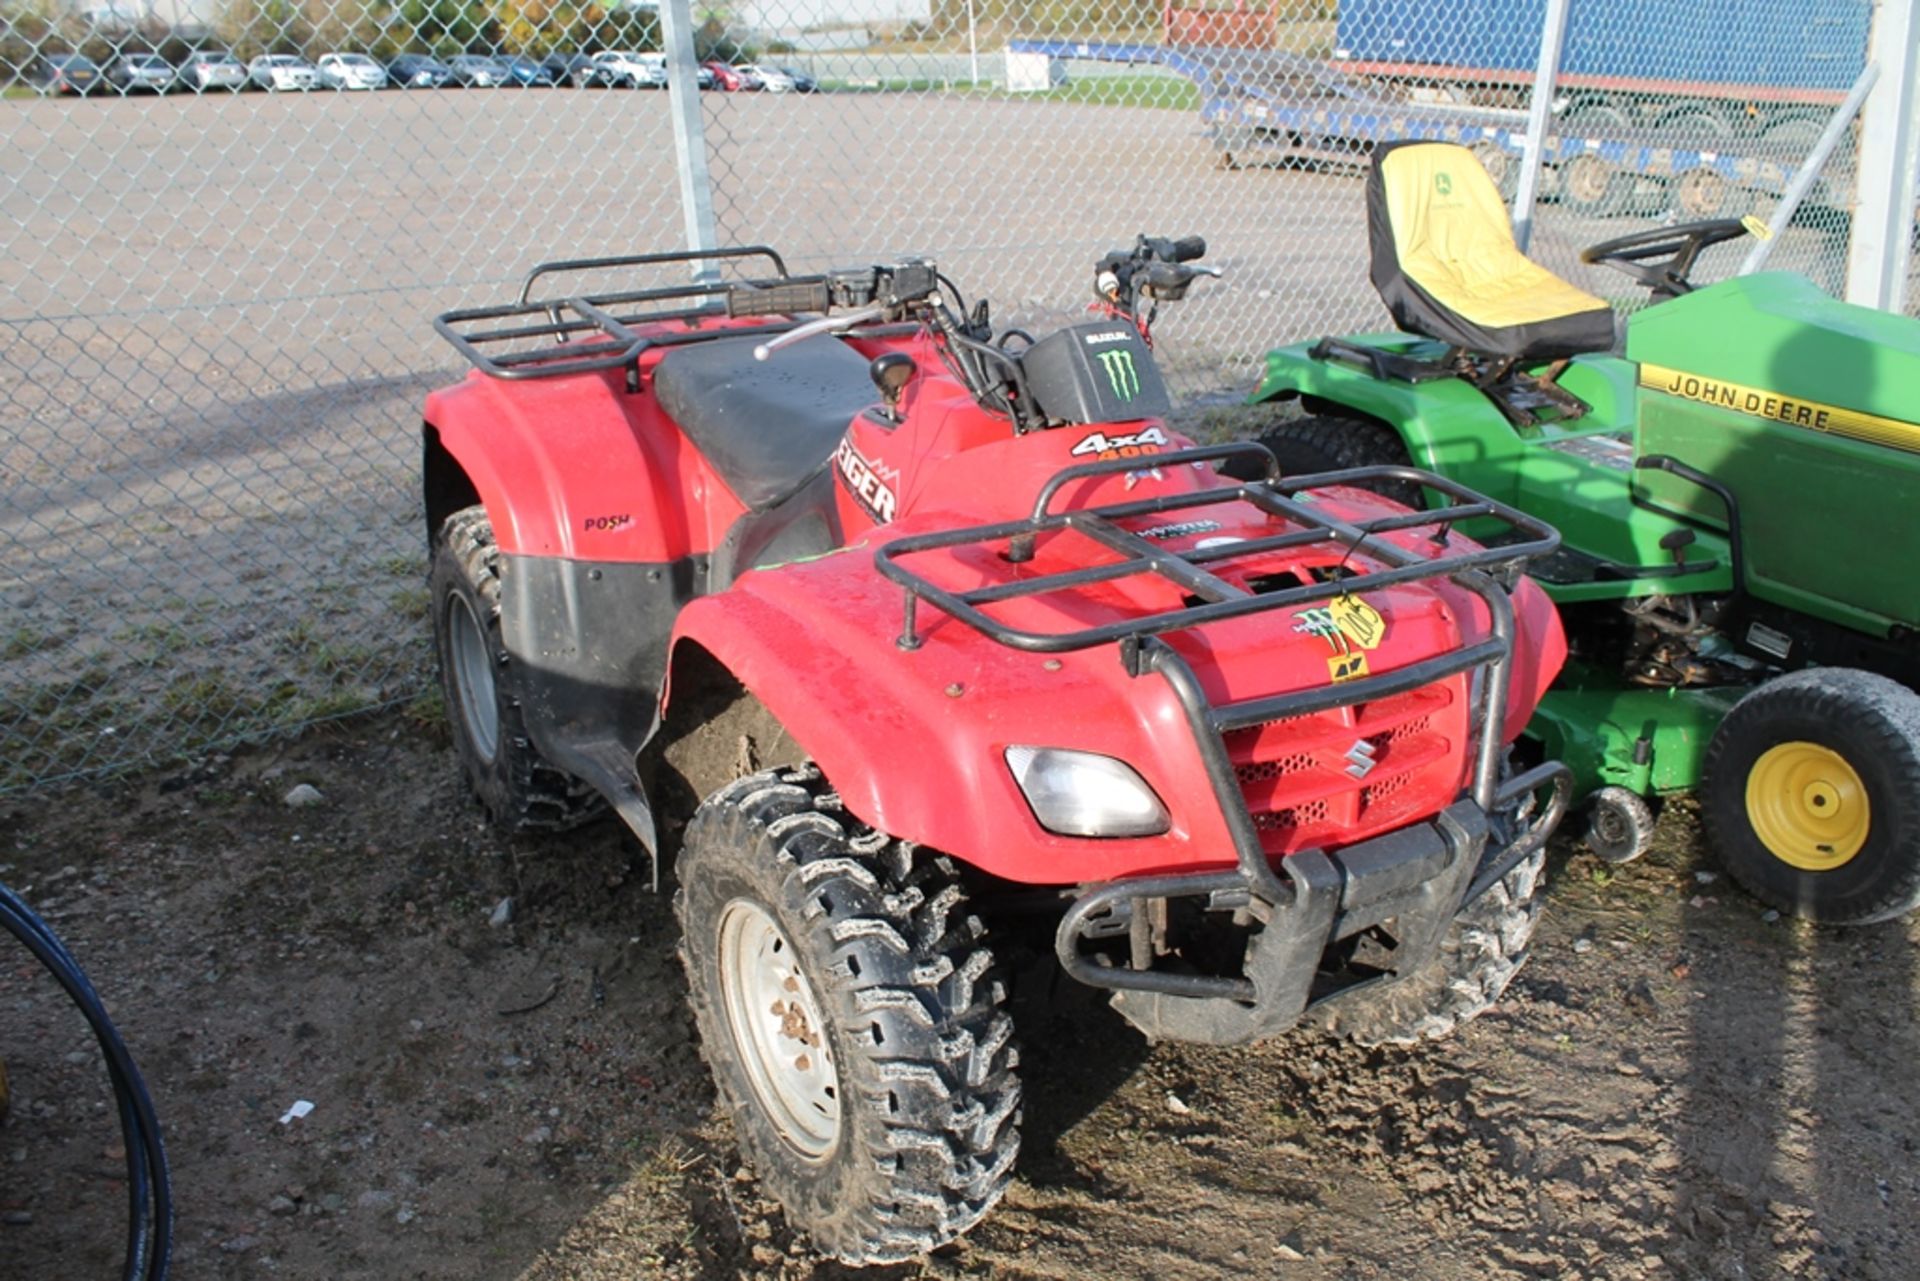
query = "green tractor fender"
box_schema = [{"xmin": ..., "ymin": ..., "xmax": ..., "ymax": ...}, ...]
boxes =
[{"xmin": 1249, "ymin": 337, "xmax": 1537, "ymax": 508}]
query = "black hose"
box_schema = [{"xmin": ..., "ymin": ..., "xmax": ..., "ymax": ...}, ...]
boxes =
[{"xmin": 0, "ymin": 882, "xmax": 171, "ymax": 1281}]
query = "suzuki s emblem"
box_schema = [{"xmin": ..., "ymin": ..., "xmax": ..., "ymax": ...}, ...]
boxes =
[
  {"xmin": 1344, "ymin": 739, "xmax": 1379, "ymax": 780},
  {"xmin": 1097, "ymin": 348, "xmax": 1140, "ymax": 401}
]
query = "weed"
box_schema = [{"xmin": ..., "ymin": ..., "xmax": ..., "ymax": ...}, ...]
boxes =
[{"xmin": 2, "ymin": 624, "xmax": 65, "ymax": 661}]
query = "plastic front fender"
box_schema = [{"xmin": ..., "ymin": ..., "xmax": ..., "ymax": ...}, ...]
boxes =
[{"xmin": 665, "ymin": 548, "xmax": 1233, "ymax": 888}]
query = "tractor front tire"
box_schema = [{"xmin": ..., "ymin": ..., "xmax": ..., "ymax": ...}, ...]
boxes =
[
  {"xmin": 676, "ymin": 767, "xmax": 1021, "ymax": 1263},
  {"xmin": 430, "ymin": 505, "xmax": 603, "ymax": 831},
  {"xmin": 1702, "ymin": 668, "xmax": 1920, "ymax": 925},
  {"xmin": 1315, "ymin": 846, "xmax": 1546, "ymax": 1047},
  {"xmin": 1584, "ymin": 786, "xmax": 1657, "ymax": 864},
  {"xmin": 1232, "ymin": 412, "xmax": 1422, "ymax": 507}
]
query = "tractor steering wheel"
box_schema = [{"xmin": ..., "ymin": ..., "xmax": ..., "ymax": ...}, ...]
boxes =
[{"xmin": 1579, "ymin": 219, "xmax": 1751, "ymax": 301}]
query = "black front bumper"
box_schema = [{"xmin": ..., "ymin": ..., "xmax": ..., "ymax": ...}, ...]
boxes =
[{"xmin": 1053, "ymin": 763, "xmax": 1569, "ymax": 1046}]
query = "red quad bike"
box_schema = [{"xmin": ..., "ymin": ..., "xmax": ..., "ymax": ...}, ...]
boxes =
[{"xmin": 423, "ymin": 239, "xmax": 1574, "ymax": 1262}]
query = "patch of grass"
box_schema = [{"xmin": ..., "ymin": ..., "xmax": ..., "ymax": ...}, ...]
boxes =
[
  {"xmin": 2, "ymin": 624, "xmax": 65, "ymax": 661},
  {"xmin": 1003, "ymin": 74, "xmax": 1199, "ymax": 111},
  {"xmin": 392, "ymin": 586, "xmax": 431, "ymax": 622},
  {"xmin": 377, "ymin": 553, "xmax": 422, "ymax": 577},
  {"xmin": 115, "ymin": 621, "xmax": 194, "ymax": 659}
]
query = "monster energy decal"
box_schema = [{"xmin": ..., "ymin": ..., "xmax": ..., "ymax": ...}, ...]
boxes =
[
  {"xmin": 1096, "ymin": 348, "xmax": 1140, "ymax": 402},
  {"xmin": 1292, "ymin": 595, "xmax": 1387, "ymax": 684}
]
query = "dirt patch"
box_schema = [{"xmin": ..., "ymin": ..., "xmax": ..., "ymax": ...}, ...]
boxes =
[{"xmin": 0, "ymin": 714, "xmax": 1915, "ymax": 1280}]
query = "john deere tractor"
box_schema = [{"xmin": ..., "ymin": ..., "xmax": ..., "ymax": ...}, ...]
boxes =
[{"xmin": 1238, "ymin": 139, "xmax": 1920, "ymax": 925}]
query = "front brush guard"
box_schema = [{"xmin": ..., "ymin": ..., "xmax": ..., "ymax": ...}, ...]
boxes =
[
  {"xmin": 875, "ymin": 445, "xmax": 1573, "ymax": 1046},
  {"xmin": 1054, "ymin": 763, "xmax": 1569, "ymax": 1046}
]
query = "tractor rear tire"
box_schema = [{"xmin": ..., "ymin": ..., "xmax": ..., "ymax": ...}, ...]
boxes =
[
  {"xmin": 1232, "ymin": 412, "xmax": 1422, "ymax": 508},
  {"xmin": 676, "ymin": 766, "xmax": 1021, "ymax": 1263},
  {"xmin": 1702, "ymin": 668, "xmax": 1920, "ymax": 925},
  {"xmin": 1315, "ymin": 845, "xmax": 1546, "ymax": 1047},
  {"xmin": 431, "ymin": 505, "xmax": 604, "ymax": 831}
]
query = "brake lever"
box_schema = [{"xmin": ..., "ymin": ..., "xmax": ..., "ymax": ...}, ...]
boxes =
[{"xmin": 753, "ymin": 302, "xmax": 889, "ymax": 361}]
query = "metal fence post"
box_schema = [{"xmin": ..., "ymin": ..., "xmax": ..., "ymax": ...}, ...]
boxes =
[
  {"xmin": 1845, "ymin": 0, "xmax": 1919, "ymax": 311},
  {"xmin": 662, "ymin": 0, "xmax": 719, "ymax": 261},
  {"xmin": 1511, "ymin": 0, "xmax": 1572, "ymax": 253}
]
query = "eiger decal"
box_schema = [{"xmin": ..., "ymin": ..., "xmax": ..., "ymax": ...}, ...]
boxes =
[
  {"xmin": 834, "ymin": 438, "xmax": 899, "ymax": 523},
  {"xmin": 1071, "ymin": 425, "xmax": 1167, "ymax": 459}
]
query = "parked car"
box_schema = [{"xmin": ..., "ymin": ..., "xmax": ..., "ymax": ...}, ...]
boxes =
[
  {"xmin": 105, "ymin": 52, "xmax": 174, "ymax": 93},
  {"xmin": 591, "ymin": 50, "xmax": 664, "ymax": 88},
  {"xmin": 738, "ymin": 64, "xmax": 794, "ymax": 92},
  {"xmin": 248, "ymin": 55, "xmax": 318, "ymax": 92},
  {"xmin": 539, "ymin": 53, "xmax": 593, "ymax": 86},
  {"xmin": 315, "ymin": 52, "xmax": 386, "ymax": 90},
  {"xmin": 386, "ymin": 54, "xmax": 454, "ymax": 89},
  {"xmin": 498, "ymin": 55, "xmax": 554, "ymax": 87},
  {"xmin": 446, "ymin": 55, "xmax": 507, "ymax": 88},
  {"xmin": 701, "ymin": 61, "xmax": 756, "ymax": 91},
  {"xmin": 31, "ymin": 53, "xmax": 104, "ymax": 95},
  {"xmin": 175, "ymin": 50, "xmax": 247, "ymax": 92},
  {"xmin": 775, "ymin": 64, "xmax": 818, "ymax": 93}
]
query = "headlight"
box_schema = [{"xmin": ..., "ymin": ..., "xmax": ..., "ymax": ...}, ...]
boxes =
[{"xmin": 1005, "ymin": 747, "xmax": 1170, "ymax": 838}]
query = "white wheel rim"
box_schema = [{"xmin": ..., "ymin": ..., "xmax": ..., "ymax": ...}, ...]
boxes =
[
  {"xmin": 716, "ymin": 899, "xmax": 841, "ymax": 1159},
  {"xmin": 445, "ymin": 594, "xmax": 499, "ymax": 763}
]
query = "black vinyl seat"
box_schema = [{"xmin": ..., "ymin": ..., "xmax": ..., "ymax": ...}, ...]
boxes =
[
  {"xmin": 1369, "ymin": 140, "xmax": 1616, "ymax": 362},
  {"xmin": 653, "ymin": 334, "xmax": 875, "ymax": 512}
]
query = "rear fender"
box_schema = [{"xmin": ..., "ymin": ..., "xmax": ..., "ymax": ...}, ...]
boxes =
[
  {"xmin": 422, "ymin": 367, "xmax": 747, "ymax": 562},
  {"xmin": 1250, "ymin": 338, "xmax": 1531, "ymax": 506}
]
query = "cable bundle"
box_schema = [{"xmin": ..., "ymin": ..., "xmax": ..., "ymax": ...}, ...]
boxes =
[{"xmin": 0, "ymin": 881, "xmax": 171, "ymax": 1281}]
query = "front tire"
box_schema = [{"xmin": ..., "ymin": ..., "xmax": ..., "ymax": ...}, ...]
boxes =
[
  {"xmin": 676, "ymin": 767, "xmax": 1020, "ymax": 1263},
  {"xmin": 430, "ymin": 505, "xmax": 604, "ymax": 831},
  {"xmin": 1702, "ymin": 668, "xmax": 1920, "ymax": 924},
  {"xmin": 1315, "ymin": 845, "xmax": 1546, "ymax": 1047}
]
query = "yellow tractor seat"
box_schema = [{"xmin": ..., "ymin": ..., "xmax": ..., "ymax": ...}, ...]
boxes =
[{"xmin": 1369, "ymin": 140, "xmax": 1616, "ymax": 362}]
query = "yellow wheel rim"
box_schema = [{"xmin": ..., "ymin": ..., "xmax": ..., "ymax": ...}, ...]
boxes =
[{"xmin": 1746, "ymin": 741, "xmax": 1870, "ymax": 872}]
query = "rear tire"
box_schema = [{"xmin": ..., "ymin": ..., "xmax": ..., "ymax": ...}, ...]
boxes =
[
  {"xmin": 430, "ymin": 505, "xmax": 604, "ymax": 831},
  {"xmin": 1230, "ymin": 411, "xmax": 1422, "ymax": 507},
  {"xmin": 676, "ymin": 767, "xmax": 1021, "ymax": 1263},
  {"xmin": 1702, "ymin": 668, "xmax": 1920, "ymax": 925}
]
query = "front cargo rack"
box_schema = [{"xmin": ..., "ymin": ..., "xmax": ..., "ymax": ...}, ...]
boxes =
[
  {"xmin": 434, "ymin": 246, "xmax": 848, "ymax": 381},
  {"xmin": 874, "ymin": 444, "xmax": 1571, "ymax": 1009}
]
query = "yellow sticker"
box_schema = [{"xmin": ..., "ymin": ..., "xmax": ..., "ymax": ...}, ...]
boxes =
[
  {"xmin": 1329, "ymin": 652, "xmax": 1371, "ymax": 683},
  {"xmin": 1740, "ymin": 214, "xmax": 1774, "ymax": 242},
  {"xmin": 1328, "ymin": 595, "xmax": 1386, "ymax": 651}
]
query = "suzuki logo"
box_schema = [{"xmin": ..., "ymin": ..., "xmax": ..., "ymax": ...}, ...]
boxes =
[
  {"xmin": 1096, "ymin": 348, "xmax": 1139, "ymax": 401},
  {"xmin": 1344, "ymin": 739, "xmax": 1379, "ymax": 780}
]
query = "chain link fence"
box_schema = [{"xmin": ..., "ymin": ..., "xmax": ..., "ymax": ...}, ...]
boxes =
[{"xmin": 0, "ymin": 0, "xmax": 1907, "ymax": 790}]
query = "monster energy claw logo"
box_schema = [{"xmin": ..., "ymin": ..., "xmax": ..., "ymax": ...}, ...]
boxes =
[{"xmin": 1096, "ymin": 348, "xmax": 1140, "ymax": 402}]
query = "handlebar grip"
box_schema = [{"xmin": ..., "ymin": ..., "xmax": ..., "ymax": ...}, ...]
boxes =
[
  {"xmin": 727, "ymin": 279, "xmax": 832, "ymax": 319},
  {"xmin": 1167, "ymin": 235, "xmax": 1207, "ymax": 263}
]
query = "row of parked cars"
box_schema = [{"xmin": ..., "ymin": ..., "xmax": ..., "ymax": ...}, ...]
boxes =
[{"xmin": 29, "ymin": 49, "xmax": 820, "ymax": 95}]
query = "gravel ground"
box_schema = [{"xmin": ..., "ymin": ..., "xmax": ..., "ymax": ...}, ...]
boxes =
[{"xmin": 0, "ymin": 712, "xmax": 1915, "ymax": 1280}]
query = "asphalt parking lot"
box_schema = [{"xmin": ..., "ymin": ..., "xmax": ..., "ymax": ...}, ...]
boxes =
[{"xmin": 0, "ymin": 86, "xmax": 1854, "ymax": 788}]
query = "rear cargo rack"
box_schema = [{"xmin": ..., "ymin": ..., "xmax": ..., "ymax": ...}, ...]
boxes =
[
  {"xmin": 875, "ymin": 444, "xmax": 1565, "ymax": 940},
  {"xmin": 434, "ymin": 246, "xmax": 842, "ymax": 381}
]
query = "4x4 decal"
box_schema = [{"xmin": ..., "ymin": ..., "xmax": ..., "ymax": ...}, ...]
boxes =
[{"xmin": 1072, "ymin": 424, "xmax": 1166, "ymax": 460}]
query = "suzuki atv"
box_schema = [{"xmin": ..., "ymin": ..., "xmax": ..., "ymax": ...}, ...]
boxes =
[
  {"xmin": 1239, "ymin": 139, "xmax": 1920, "ymax": 926},
  {"xmin": 423, "ymin": 237, "xmax": 1571, "ymax": 1261}
]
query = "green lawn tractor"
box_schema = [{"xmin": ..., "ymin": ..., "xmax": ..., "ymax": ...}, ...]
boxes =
[{"xmin": 1236, "ymin": 140, "xmax": 1920, "ymax": 925}]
